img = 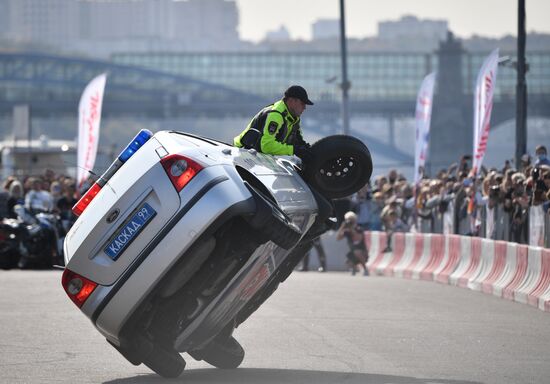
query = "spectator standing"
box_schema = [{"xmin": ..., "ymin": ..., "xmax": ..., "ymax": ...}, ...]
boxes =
[
  {"xmin": 534, "ymin": 145, "xmax": 550, "ymax": 167},
  {"xmin": 25, "ymin": 178, "xmax": 52, "ymax": 213},
  {"xmin": 0, "ymin": 179, "xmax": 10, "ymax": 219},
  {"xmin": 351, "ymin": 184, "xmax": 372, "ymax": 230},
  {"xmin": 369, "ymin": 192, "xmax": 384, "ymax": 231},
  {"xmin": 383, "ymin": 210, "xmax": 408, "ymax": 252},
  {"xmin": 299, "ymin": 238, "xmax": 328, "ymax": 272},
  {"xmin": 7, "ymin": 180, "xmax": 24, "ymax": 219}
]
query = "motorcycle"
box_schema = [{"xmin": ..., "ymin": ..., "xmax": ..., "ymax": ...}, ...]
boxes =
[{"xmin": 0, "ymin": 205, "xmax": 66, "ymax": 269}]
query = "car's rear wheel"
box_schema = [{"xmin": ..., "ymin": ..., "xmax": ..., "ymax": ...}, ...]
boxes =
[
  {"xmin": 302, "ymin": 135, "xmax": 373, "ymax": 199},
  {"xmin": 189, "ymin": 336, "xmax": 245, "ymax": 369}
]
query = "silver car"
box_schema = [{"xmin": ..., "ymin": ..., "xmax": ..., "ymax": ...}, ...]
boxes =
[{"xmin": 62, "ymin": 129, "xmax": 372, "ymax": 377}]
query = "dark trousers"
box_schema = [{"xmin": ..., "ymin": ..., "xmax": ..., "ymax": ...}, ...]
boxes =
[{"xmin": 301, "ymin": 238, "xmax": 327, "ymax": 270}]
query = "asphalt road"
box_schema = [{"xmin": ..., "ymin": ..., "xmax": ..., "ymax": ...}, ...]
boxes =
[{"xmin": 1, "ymin": 270, "xmax": 549, "ymax": 384}]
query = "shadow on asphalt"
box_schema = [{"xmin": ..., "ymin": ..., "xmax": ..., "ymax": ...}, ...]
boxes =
[{"xmin": 103, "ymin": 368, "xmax": 482, "ymax": 384}]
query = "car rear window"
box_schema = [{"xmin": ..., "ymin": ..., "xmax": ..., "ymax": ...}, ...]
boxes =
[{"xmin": 169, "ymin": 131, "xmax": 230, "ymax": 147}]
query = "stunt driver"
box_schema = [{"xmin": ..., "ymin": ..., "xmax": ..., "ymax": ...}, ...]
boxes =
[{"xmin": 233, "ymin": 85, "xmax": 314, "ymax": 163}]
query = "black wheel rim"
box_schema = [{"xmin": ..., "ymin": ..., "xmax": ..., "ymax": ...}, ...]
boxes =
[{"xmin": 315, "ymin": 155, "xmax": 362, "ymax": 192}]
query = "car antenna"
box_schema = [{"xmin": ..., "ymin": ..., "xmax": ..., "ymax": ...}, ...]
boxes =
[{"xmin": 64, "ymin": 162, "xmax": 116, "ymax": 194}]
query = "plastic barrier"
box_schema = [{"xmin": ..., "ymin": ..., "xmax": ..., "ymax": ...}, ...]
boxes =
[
  {"xmin": 365, "ymin": 231, "xmax": 387, "ymax": 274},
  {"xmin": 480, "ymin": 241, "xmax": 508, "ymax": 294},
  {"xmin": 434, "ymin": 235, "xmax": 461, "ymax": 284},
  {"xmin": 382, "ymin": 232, "xmax": 406, "ymax": 277},
  {"xmin": 364, "ymin": 231, "xmax": 550, "ymax": 312},
  {"xmin": 449, "ymin": 237, "xmax": 478, "ymax": 287},
  {"xmin": 501, "ymin": 245, "xmax": 529, "ymax": 301},
  {"xmin": 490, "ymin": 242, "xmax": 523, "ymax": 298},
  {"xmin": 419, "ymin": 234, "xmax": 445, "ymax": 281},
  {"xmin": 406, "ymin": 233, "xmax": 432, "ymax": 280},
  {"xmin": 527, "ymin": 248, "xmax": 550, "ymax": 310},
  {"xmin": 514, "ymin": 247, "xmax": 544, "ymax": 304},
  {"xmin": 468, "ymin": 239, "xmax": 497, "ymax": 291},
  {"xmin": 390, "ymin": 233, "xmax": 417, "ymax": 278},
  {"xmin": 402, "ymin": 235, "xmax": 425, "ymax": 279}
]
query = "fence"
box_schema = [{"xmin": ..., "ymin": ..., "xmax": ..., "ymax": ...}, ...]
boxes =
[{"xmin": 416, "ymin": 199, "xmax": 550, "ymax": 249}]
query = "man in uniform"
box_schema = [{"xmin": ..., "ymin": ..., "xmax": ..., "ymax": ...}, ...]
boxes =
[{"xmin": 233, "ymin": 85, "xmax": 313, "ymax": 162}]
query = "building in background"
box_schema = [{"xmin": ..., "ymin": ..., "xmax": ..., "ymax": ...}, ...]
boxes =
[
  {"xmin": 312, "ymin": 19, "xmax": 339, "ymax": 40},
  {"xmin": 0, "ymin": 0, "xmax": 242, "ymax": 56},
  {"xmin": 378, "ymin": 15, "xmax": 448, "ymax": 41},
  {"xmin": 264, "ymin": 26, "xmax": 291, "ymax": 42}
]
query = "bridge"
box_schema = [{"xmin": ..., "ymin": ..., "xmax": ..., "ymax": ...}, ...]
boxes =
[{"xmin": 0, "ymin": 48, "xmax": 549, "ymax": 171}]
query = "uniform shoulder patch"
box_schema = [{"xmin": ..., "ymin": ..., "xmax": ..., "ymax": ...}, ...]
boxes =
[{"xmin": 267, "ymin": 121, "xmax": 279, "ymax": 134}]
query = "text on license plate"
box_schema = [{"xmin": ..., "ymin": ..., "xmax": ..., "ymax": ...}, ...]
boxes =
[{"xmin": 104, "ymin": 203, "xmax": 156, "ymax": 260}]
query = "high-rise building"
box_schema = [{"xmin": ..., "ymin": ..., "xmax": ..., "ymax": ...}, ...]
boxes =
[
  {"xmin": 0, "ymin": 0, "xmax": 241, "ymax": 55},
  {"xmin": 378, "ymin": 15, "xmax": 447, "ymax": 41},
  {"xmin": 265, "ymin": 26, "xmax": 291, "ymax": 42},
  {"xmin": 312, "ymin": 19, "xmax": 339, "ymax": 40},
  {"xmin": 0, "ymin": 0, "xmax": 79, "ymax": 46}
]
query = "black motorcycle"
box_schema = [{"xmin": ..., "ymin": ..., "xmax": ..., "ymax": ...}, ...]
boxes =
[{"xmin": 0, "ymin": 205, "xmax": 66, "ymax": 269}]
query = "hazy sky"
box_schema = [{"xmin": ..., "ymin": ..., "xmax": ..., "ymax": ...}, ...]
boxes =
[{"xmin": 235, "ymin": 0, "xmax": 550, "ymax": 41}]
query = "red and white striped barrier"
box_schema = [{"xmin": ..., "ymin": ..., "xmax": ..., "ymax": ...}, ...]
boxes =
[
  {"xmin": 383, "ymin": 233, "xmax": 406, "ymax": 277},
  {"xmin": 419, "ymin": 234, "xmax": 445, "ymax": 281},
  {"xmin": 387, "ymin": 233, "xmax": 415, "ymax": 278},
  {"xmin": 480, "ymin": 241, "xmax": 508, "ymax": 294},
  {"xmin": 527, "ymin": 248, "xmax": 550, "ymax": 311},
  {"xmin": 449, "ymin": 237, "xmax": 482, "ymax": 288},
  {"xmin": 490, "ymin": 242, "xmax": 526, "ymax": 298},
  {"xmin": 363, "ymin": 231, "xmax": 550, "ymax": 312},
  {"xmin": 468, "ymin": 238, "xmax": 497, "ymax": 291},
  {"xmin": 365, "ymin": 231, "xmax": 387, "ymax": 274},
  {"xmin": 501, "ymin": 244, "xmax": 529, "ymax": 301},
  {"xmin": 513, "ymin": 247, "xmax": 544, "ymax": 304},
  {"xmin": 433, "ymin": 235, "xmax": 461, "ymax": 284}
]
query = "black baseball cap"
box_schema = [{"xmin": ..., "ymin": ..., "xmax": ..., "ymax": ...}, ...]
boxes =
[{"xmin": 284, "ymin": 85, "xmax": 314, "ymax": 105}]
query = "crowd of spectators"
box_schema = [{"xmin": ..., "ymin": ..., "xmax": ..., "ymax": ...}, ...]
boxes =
[
  {"xmin": 1, "ymin": 145, "xmax": 549, "ymax": 249},
  {"xmin": 344, "ymin": 145, "xmax": 550, "ymax": 248},
  {"xmin": 0, "ymin": 169, "xmax": 79, "ymax": 227}
]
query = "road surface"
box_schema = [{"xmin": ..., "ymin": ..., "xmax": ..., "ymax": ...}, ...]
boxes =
[{"xmin": 1, "ymin": 270, "xmax": 549, "ymax": 384}]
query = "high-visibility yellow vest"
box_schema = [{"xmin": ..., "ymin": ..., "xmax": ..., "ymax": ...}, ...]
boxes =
[{"xmin": 233, "ymin": 99, "xmax": 304, "ymax": 155}]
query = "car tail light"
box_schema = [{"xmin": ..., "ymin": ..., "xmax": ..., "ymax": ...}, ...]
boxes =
[
  {"xmin": 72, "ymin": 129, "xmax": 153, "ymax": 217},
  {"xmin": 61, "ymin": 268, "xmax": 98, "ymax": 308},
  {"xmin": 72, "ymin": 182, "xmax": 102, "ymax": 216},
  {"xmin": 161, "ymin": 154, "xmax": 204, "ymax": 192}
]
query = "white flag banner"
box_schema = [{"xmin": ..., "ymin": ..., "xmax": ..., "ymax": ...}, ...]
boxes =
[
  {"xmin": 77, "ymin": 73, "xmax": 107, "ymax": 188},
  {"xmin": 414, "ymin": 72, "xmax": 436, "ymax": 184},
  {"xmin": 472, "ymin": 49, "xmax": 499, "ymax": 175}
]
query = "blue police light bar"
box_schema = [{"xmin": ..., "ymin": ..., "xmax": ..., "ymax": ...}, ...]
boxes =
[{"xmin": 118, "ymin": 129, "xmax": 153, "ymax": 163}]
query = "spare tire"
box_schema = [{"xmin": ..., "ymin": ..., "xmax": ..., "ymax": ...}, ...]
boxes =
[{"xmin": 302, "ymin": 135, "xmax": 373, "ymax": 199}]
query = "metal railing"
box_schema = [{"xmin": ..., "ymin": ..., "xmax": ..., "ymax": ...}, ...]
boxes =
[{"xmin": 415, "ymin": 199, "xmax": 550, "ymax": 248}]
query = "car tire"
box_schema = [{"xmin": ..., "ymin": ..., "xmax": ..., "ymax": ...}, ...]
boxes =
[
  {"xmin": 142, "ymin": 344, "xmax": 186, "ymax": 378},
  {"xmin": 189, "ymin": 336, "xmax": 245, "ymax": 369},
  {"xmin": 303, "ymin": 135, "xmax": 373, "ymax": 199},
  {"xmin": 245, "ymin": 184, "xmax": 302, "ymax": 250}
]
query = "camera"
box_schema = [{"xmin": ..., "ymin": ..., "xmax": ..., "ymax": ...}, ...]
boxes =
[{"xmin": 533, "ymin": 167, "xmax": 540, "ymax": 181}]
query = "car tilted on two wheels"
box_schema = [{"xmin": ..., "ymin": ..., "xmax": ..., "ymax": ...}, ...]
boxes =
[{"xmin": 62, "ymin": 129, "xmax": 372, "ymax": 377}]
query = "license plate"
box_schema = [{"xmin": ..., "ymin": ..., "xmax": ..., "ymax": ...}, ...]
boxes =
[{"xmin": 104, "ymin": 203, "xmax": 156, "ymax": 260}]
